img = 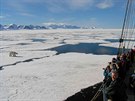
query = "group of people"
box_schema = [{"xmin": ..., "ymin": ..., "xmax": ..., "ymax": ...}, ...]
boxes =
[{"xmin": 103, "ymin": 47, "xmax": 135, "ymax": 101}]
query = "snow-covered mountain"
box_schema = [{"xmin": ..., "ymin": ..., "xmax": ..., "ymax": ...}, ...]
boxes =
[
  {"xmin": 1, "ymin": 24, "xmax": 47, "ymax": 30},
  {"xmin": 0, "ymin": 23, "xmax": 82, "ymax": 30},
  {"xmin": 0, "ymin": 24, "xmax": 5, "ymax": 30},
  {"xmin": 43, "ymin": 23, "xmax": 80, "ymax": 29},
  {"xmin": 4, "ymin": 24, "xmax": 18, "ymax": 30}
]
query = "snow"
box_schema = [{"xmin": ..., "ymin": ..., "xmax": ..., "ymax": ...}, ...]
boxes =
[
  {"xmin": 0, "ymin": 24, "xmax": 81, "ymax": 30},
  {"xmin": 0, "ymin": 29, "xmax": 122, "ymax": 101}
]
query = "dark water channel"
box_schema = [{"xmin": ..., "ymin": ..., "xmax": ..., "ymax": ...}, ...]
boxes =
[
  {"xmin": 32, "ymin": 38, "xmax": 46, "ymax": 42},
  {"xmin": 48, "ymin": 43, "xmax": 118, "ymax": 55},
  {"xmin": 104, "ymin": 39, "xmax": 135, "ymax": 43},
  {"xmin": 104, "ymin": 39, "xmax": 119, "ymax": 43}
]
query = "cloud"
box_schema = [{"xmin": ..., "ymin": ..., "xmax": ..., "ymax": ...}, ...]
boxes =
[
  {"xmin": 44, "ymin": 0, "xmax": 67, "ymax": 13},
  {"xmin": 3, "ymin": 0, "xmax": 114, "ymax": 14},
  {"xmin": 4, "ymin": 0, "xmax": 27, "ymax": 12},
  {"xmin": 67, "ymin": 0, "xmax": 94, "ymax": 9},
  {"xmin": 88, "ymin": 17, "xmax": 100, "ymax": 27},
  {"xmin": 11, "ymin": 0, "xmax": 94, "ymax": 11},
  {"xmin": 96, "ymin": 0, "xmax": 113, "ymax": 9},
  {"xmin": 20, "ymin": 13, "xmax": 35, "ymax": 17},
  {"xmin": 42, "ymin": 22, "xmax": 66, "ymax": 26},
  {"xmin": 0, "ymin": 16, "xmax": 5, "ymax": 19}
]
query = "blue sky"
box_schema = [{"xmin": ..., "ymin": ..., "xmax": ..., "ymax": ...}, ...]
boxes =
[{"xmin": 0, "ymin": 0, "xmax": 127, "ymax": 28}]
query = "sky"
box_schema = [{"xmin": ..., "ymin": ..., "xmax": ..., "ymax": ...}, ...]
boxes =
[{"xmin": 0, "ymin": 0, "xmax": 128, "ymax": 28}]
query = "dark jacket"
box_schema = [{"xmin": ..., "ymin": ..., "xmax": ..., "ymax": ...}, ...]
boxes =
[{"xmin": 105, "ymin": 77, "xmax": 127, "ymax": 101}]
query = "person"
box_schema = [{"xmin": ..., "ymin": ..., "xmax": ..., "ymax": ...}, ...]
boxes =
[
  {"xmin": 131, "ymin": 47, "xmax": 135, "ymax": 62},
  {"xmin": 112, "ymin": 58, "xmax": 117, "ymax": 63},
  {"xmin": 129, "ymin": 72, "xmax": 135, "ymax": 92},
  {"xmin": 103, "ymin": 65, "xmax": 112, "ymax": 88},
  {"xmin": 103, "ymin": 65, "xmax": 111, "ymax": 81},
  {"xmin": 119, "ymin": 54, "xmax": 127, "ymax": 79},
  {"xmin": 105, "ymin": 69, "xmax": 128, "ymax": 101}
]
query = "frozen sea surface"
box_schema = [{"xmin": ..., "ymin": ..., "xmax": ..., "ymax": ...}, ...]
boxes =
[{"xmin": 0, "ymin": 29, "xmax": 132, "ymax": 101}]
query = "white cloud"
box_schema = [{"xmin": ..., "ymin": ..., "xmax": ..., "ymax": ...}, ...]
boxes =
[
  {"xmin": 0, "ymin": 16, "xmax": 4, "ymax": 19},
  {"xmin": 20, "ymin": 13, "xmax": 35, "ymax": 17},
  {"xmin": 42, "ymin": 0, "xmax": 95, "ymax": 12},
  {"xmin": 67, "ymin": 0, "xmax": 94, "ymax": 9},
  {"xmin": 43, "ymin": 22, "xmax": 66, "ymax": 26},
  {"xmin": 3, "ymin": 0, "xmax": 114, "ymax": 14},
  {"xmin": 87, "ymin": 17, "xmax": 100, "ymax": 27},
  {"xmin": 96, "ymin": 0, "xmax": 113, "ymax": 9},
  {"xmin": 44, "ymin": 0, "xmax": 66, "ymax": 13},
  {"xmin": 5, "ymin": 0, "xmax": 26, "ymax": 12}
]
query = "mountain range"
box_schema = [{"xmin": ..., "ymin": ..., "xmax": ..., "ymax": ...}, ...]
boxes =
[{"xmin": 0, "ymin": 23, "xmax": 84, "ymax": 30}]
